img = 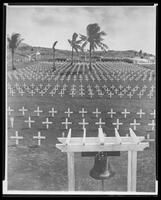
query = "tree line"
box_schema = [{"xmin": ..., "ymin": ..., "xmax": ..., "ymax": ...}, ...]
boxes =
[{"xmin": 7, "ymin": 23, "xmax": 108, "ymax": 71}]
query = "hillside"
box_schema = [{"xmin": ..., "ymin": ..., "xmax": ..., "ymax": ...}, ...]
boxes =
[{"xmin": 7, "ymin": 43, "xmax": 154, "ymax": 60}]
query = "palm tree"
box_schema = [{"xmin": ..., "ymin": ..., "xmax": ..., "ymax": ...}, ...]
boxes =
[
  {"xmin": 7, "ymin": 33, "xmax": 24, "ymax": 70},
  {"xmin": 80, "ymin": 23, "xmax": 108, "ymax": 70},
  {"xmin": 68, "ymin": 33, "xmax": 82, "ymax": 65},
  {"xmin": 52, "ymin": 41, "xmax": 58, "ymax": 71}
]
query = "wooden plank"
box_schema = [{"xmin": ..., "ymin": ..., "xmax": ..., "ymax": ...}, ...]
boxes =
[
  {"xmin": 129, "ymin": 128, "xmax": 140, "ymax": 144},
  {"xmin": 56, "ymin": 142, "xmax": 149, "ymax": 152},
  {"xmin": 57, "ymin": 136, "xmax": 145, "ymax": 144},
  {"xmin": 127, "ymin": 151, "xmax": 132, "ymax": 191},
  {"xmin": 131, "ymin": 151, "xmax": 137, "ymax": 191},
  {"xmin": 67, "ymin": 152, "xmax": 75, "ymax": 191},
  {"xmin": 82, "ymin": 128, "xmax": 86, "ymax": 145},
  {"xmin": 98, "ymin": 127, "xmax": 105, "ymax": 145},
  {"xmin": 65, "ymin": 128, "xmax": 71, "ymax": 145},
  {"xmin": 127, "ymin": 151, "xmax": 137, "ymax": 191},
  {"xmin": 115, "ymin": 128, "xmax": 122, "ymax": 144}
]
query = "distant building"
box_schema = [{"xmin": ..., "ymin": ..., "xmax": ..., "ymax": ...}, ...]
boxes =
[{"xmin": 131, "ymin": 57, "xmax": 150, "ymax": 64}]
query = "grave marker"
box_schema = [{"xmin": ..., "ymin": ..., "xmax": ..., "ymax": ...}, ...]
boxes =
[
  {"xmin": 112, "ymin": 119, "xmax": 123, "ymax": 130},
  {"xmin": 62, "ymin": 118, "xmax": 72, "ymax": 129},
  {"xmin": 78, "ymin": 118, "xmax": 89, "ymax": 129},
  {"xmin": 79, "ymin": 108, "xmax": 88, "ymax": 118},
  {"xmin": 24, "ymin": 116, "xmax": 35, "ymax": 128},
  {"xmin": 34, "ymin": 106, "xmax": 43, "ymax": 116},
  {"xmin": 130, "ymin": 119, "xmax": 140, "ymax": 130},
  {"xmin": 48, "ymin": 107, "xmax": 58, "ymax": 117},
  {"xmin": 33, "ymin": 131, "xmax": 46, "ymax": 146},
  {"xmin": 65, "ymin": 108, "xmax": 73, "ymax": 118},
  {"xmin": 10, "ymin": 131, "xmax": 23, "ymax": 145}
]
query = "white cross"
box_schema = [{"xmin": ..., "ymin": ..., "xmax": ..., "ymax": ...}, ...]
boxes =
[
  {"xmin": 29, "ymin": 90, "xmax": 35, "ymax": 96},
  {"xmin": 126, "ymin": 85, "xmax": 131, "ymax": 90},
  {"xmin": 107, "ymin": 108, "xmax": 116, "ymax": 118},
  {"xmin": 118, "ymin": 92, "xmax": 124, "ymax": 98},
  {"xmin": 39, "ymin": 90, "xmax": 45, "ymax": 96},
  {"xmin": 62, "ymin": 118, "xmax": 72, "ymax": 129},
  {"xmin": 88, "ymin": 91, "xmax": 94, "ymax": 98},
  {"xmin": 148, "ymin": 120, "xmax": 155, "ymax": 131},
  {"xmin": 19, "ymin": 106, "xmax": 28, "ymax": 116},
  {"xmin": 111, "ymin": 85, "xmax": 115, "ymax": 90},
  {"xmin": 19, "ymin": 89, "xmax": 25, "ymax": 96},
  {"xmin": 78, "ymin": 118, "xmax": 89, "ymax": 129},
  {"xmin": 150, "ymin": 109, "xmax": 156, "ymax": 119},
  {"xmin": 24, "ymin": 116, "xmax": 35, "ymax": 128},
  {"xmin": 59, "ymin": 90, "xmax": 64, "ymax": 97},
  {"xmin": 50, "ymin": 90, "xmax": 56, "ymax": 96},
  {"xmin": 10, "ymin": 117, "xmax": 14, "ymax": 128},
  {"xmin": 10, "ymin": 131, "xmax": 23, "ymax": 145},
  {"xmin": 10, "ymin": 89, "xmax": 15, "ymax": 96},
  {"xmin": 112, "ymin": 119, "xmax": 123, "ymax": 130},
  {"xmin": 39, "ymin": 83, "xmax": 43, "ymax": 88},
  {"xmin": 34, "ymin": 106, "xmax": 43, "ymax": 116},
  {"xmin": 138, "ymin": 92, "xmax": 144, "ymax": 99},
  {"xmin": 136, "ymin": 109, "xmax": 145, "ymax": 118},
  {"xmin": 79, "ymin": 108, "xmax": 87, "ymax": 117},
  {"xmin": 95, "ymin": 118, "xmax": 105, "ymax": 128},
  {"xmin": 79, "ymin": 91, "xmax": 85, "ymax": 97},
  {"xmin": 42, "ymin": 118, "xmax": 52, "ymax": 129},
  {"xmin": 127, "ymin": 92, "xmax": 133, "ymax": 98},
  {"xmin": 119, "ymin": 85, "xmax": 123, "ymax": 90},
  {"xmin": 8, "ymin": 106, "xmax": 14, "ymax": 115},
  {"xmin": 122, "ymin": 88, "xmax": 127, "ymax": 94},
  {"xmin": 108, "ymin": 91, "xmax": 114, "ymax": 98},
  {"xmin": 151, "ymin": 85, "xmax": 155, "ymax": 92},
  {"xmin": 30, "ymin": 83, "xmax": 35, "ymax": 88},
  {"xmin": 147, "ymin": 92, "xmax": 153, "ymax": 99},
  {"xmin": 33, "ymin": 131, "xmax": 46, "ymax": 146},
  {"xmin": 48, "ymin": 107, "xmax": 58, "ymax": 117},
  {"xmin": 64, "ymin": 108, "xmax": 73, "ymax": 118},
  {"xmin": 92, "ymin": 108, "xmax": 101, "ymax": 118},
  {"xmin": 121, "ymin": 109, "xmax": 130, "ymax": 118},
  {"xmin": 70, "ymin": 91, "xmax": 76, "ymax": 97},
  {"xmin": 130, "ymin": 119, "xmax": 140, "ymax": 130},
  {"xmin": 114, "ymin": 88, "xmax": 119, "ymax": 94}
]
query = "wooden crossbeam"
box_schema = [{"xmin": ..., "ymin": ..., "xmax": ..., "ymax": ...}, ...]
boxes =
[
  {"xmin": 57, "ymin": 136, "xmax": 145, "ymax": 145},
  {"xmin": 56, "ymin": 142, "xmax": 149, "ymax": 152}
]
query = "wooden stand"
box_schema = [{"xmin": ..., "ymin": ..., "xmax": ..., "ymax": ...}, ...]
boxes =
[{"xmin": 56, "ymin": 127, "xmax": 149, "ymax": 192}]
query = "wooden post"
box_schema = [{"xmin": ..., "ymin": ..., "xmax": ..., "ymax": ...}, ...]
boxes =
[
  {"xmin": 67, "ymin": 152, "xmax": 75, "ymax": 191},
  {"xmin": 127, "ymin": 151, "xmax": 137, "ymax": 191}
]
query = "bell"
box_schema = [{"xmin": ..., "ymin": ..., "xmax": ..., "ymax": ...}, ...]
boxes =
[{"xmin": 89, "ymin": 152, "xmax": 115, "ymax": 180}]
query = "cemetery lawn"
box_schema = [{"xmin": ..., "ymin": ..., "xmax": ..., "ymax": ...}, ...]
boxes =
[{"xmin": 7, "ymin": 62, "xmax": 156, "ymax": 192}]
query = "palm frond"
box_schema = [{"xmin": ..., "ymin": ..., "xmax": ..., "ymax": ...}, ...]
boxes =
[
  {"xmin": 68, "ymin": 39, "xmax": 72, "ymax": 46},
  {"xmin": 79, "ymin": 34, "xmax": 87, "ymax": 41},
  {"xmin": 81, "ymin": 41, "xmax": 88, "ymax": 50},
  {"xmin": 72, "ymin": 32, "xmax": 78, "ymax": 42},
  {"xmin": 53, "ymin": 41, "xmax": 58, "ymax": 49},
  {"xmin": 17, "ymin": 38, "xmax": 24, "ymax": 47}
]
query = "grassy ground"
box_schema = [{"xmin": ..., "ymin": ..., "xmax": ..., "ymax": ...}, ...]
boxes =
[{"xmin": 7, "ymin": 61, "xmax": 156, "ymax": 192}]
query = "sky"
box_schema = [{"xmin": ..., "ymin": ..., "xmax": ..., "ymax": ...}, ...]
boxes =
[{"xmin": 6, "ymin": 5, "xmax": 156, "ymax": 54}]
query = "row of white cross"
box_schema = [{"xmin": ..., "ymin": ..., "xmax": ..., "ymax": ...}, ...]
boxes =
[
  {"xmin": 8, "ymin": 83, "xmax": 155, "ymax": 99},
  {"xmin": 9, "ymin": 116, "xmax": 155, "ymax": 131},
  {"xmin": 8, "ymin": 106, "xmax": 156, "ymax": 119},
  {"xmin": 10, "ymin": 127, "xmax": 155, "ymax": 146},
  {"xmin": 8, "ymin": 62, "xmax": 155, "ymax": 82},
  {"xmin": 10, "ymin": 131, "xmax": 45, "ymax": 146}
]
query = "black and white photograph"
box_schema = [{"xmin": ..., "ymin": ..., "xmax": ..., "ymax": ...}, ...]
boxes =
[{"xmin": 3, "ymin": 4, "xmax": 157, "ymax": 195}]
